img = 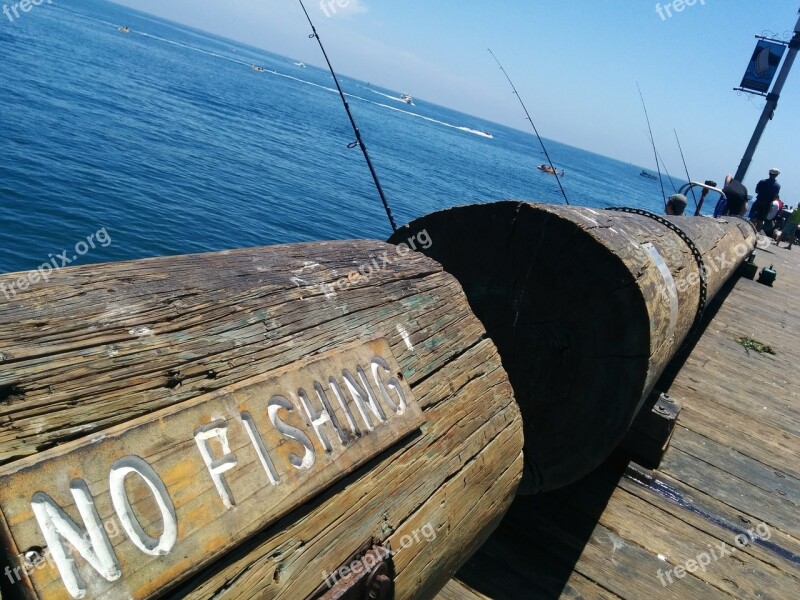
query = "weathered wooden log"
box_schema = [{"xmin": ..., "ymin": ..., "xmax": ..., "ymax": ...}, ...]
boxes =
[
  {"xmin": 388, "ymin": 202, "xmax": 756, "ymax": 493},
  {"xmin": 0, "ymin": 240, "xmax": 524, "ymax": 600}
]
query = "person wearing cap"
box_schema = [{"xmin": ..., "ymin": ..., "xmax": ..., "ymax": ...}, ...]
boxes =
[
  {"xmin": 665, "ymin": 193, "xmax": 688, "ymax": 216},
  {"xmin": 750, "ymin": 168, "xmax": 782, "ymax": 231}
]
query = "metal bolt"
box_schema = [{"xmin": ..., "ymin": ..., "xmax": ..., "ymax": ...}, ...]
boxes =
[
  {"xmin": 23, "ymin": 547, "xmax": 44, "ymax": 565},
  {"xmin": 365, "ymin": 563, "xmax": 391, "ymax": 600}
]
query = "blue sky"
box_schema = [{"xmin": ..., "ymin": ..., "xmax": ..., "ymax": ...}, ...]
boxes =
[{"xmin": 111, "ymin": 0, "xmax": 800, "ymax": 199}]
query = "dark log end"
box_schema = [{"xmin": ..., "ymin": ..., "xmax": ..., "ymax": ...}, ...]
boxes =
[{"xmin": 390, "ymin": 202, "xmax": 650, "ymax": 493}]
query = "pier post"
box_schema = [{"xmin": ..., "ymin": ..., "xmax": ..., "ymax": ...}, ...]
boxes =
[
  {"xmin": 734, "ymin": 9, "xmax": 800, "ymax": 182},
  {"xmin": 390, "ymin": 202, "xmax": 756, "ymax": 494}
]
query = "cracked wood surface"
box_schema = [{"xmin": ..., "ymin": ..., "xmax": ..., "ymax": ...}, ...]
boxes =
[{"xmin": 0, "ymin": 240, "xmax": 523, "ymax": 599}]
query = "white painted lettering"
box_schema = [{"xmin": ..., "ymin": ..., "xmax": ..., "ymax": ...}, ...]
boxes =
[
  {"xmin": 194, "ymin": 420, "xmax": 239, "ymax": 509},
  {"xmin": 31, "ymin": 481, "xmax": 121, "ymax": 599},
  {"xmin": 298, "ymin": 383, "xmax": 347, "ymax": 452},
  {"xmin": 342, "ymin": 367, "xmax": 386, "ymax": 431},
  {"xmin": 268, "ymin": 396, "xmax": 316, "ymax": 470},
  {"xmin": 109, "ymin": 456, "xmax": 177, "ymax": 557},
  {"xmin": 241, "ymin": 411, "xmax": 281, "ymax": 486},
  {"xmin": 327, "ymin": 376, "xmax": 362, "ymax": 437},
  {"xmin": 371, "ymin": 357, "xmax": 407, "ymax": 415}
]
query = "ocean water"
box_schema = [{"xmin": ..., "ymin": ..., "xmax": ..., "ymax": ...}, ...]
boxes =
[{"xmin": 0, "ymin": 0, "xmax": 688, "ymax": 276}]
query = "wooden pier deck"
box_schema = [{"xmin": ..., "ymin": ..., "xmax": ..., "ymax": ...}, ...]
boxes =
[{"xmin": 439, "ymin": 237, "xmax": 800, "ymax": 599}]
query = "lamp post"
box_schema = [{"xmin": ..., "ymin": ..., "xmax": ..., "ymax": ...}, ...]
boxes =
[{"xmin": 734, "ymin": 9, "xmax": 800, "ymax": 182}]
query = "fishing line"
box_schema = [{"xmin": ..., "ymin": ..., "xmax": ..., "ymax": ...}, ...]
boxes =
[
  {"xmin": 636, "ymin": 82, "xmax": 667, "ymax": 208},
  {"xmin": 297, "ymin": 0, "xmax": 398, "ymax": 231},
  {"xmin": 674, "ymin": 129, "xmax": 699, "ymax": 210},
  {"xmin": 655, "ymin": 148, "xmax": 678, "ymax": 194},
  {"xmin": 488, "ymin": 49, "xmax": 570, "ymax": 206}
]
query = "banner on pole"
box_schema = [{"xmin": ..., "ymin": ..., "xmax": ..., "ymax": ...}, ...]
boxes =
[{"xmin": 740, "ymin": 40, "xmax": 787, "ymax": 93}]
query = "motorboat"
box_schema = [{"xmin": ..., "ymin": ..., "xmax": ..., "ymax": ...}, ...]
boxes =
[{"xmin": 538, "ymin": 165, "xmax": 564, "ymax": 176}]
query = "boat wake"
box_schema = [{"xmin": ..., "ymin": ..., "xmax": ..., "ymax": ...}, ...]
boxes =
[
  {"xmin": 369, "ymin": 89, "xmax": 409, "ymax": 103},
  {"xmin": 457, "ymin": 127, "xmax": 493, "ymax": 139},
  {"xmin": 64, "ymin": 8, "xmax": 493, "ymax": 142},
  {"xmin": 265, "ymin": 75, "xmax": 491, "ymax": 139},
  {"xmin": 363, "ymin": 102, "xmax": 491, "ymax": 139}
]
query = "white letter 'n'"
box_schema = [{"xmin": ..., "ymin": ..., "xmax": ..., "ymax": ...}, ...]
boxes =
[{"xmin": 31, "ymin": 481, "xmax": 121, "ymax": 599}]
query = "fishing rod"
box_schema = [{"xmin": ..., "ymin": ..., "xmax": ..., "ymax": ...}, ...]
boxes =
[
  {"xmin": 636, "ymin": 82, "xmax": 667, "ymax": 208},
  {"xmin": 488, "ymin": 49, "xmax": 569, "ymax": 206},
  {"xmin": 296, "ymin": 0, "xmax": 397, "ymax": 231},
  {"xmin": 674, "ymin": 129, "xmax": 699, "ymax": 210},
  {"xmin": 654, "ymin": 147, "xmax": 677, "ymax": 194}
]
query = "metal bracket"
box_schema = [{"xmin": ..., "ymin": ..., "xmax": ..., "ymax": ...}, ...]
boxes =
[
  {"xmin": 314, "ymin": 545, "xmax": 395, "ymax": 600},
  {"xmin": 620, "ymin": 391, "xmax": 682, "ymax": 469}
]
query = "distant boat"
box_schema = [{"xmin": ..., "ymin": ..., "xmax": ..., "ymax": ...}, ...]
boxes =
[
  {"xmin": 401, "ymin": 94, "xmax": 414, "ymax": 105},
  {"xmin": 294, "ymin": 62, "xmax": 306, "ymax": 68},
  {"xmin": 118, "ymin": 26, "xmax": 130, "ymax": 33},
  {"xmin": 251, "ymin": 65, "xmax": 266, "ymax": 72},
  {"xmin": 538, "ymin": 165, "xmax": 565, "ymax": 176},
  {"xmin": 640, "ymin": 170, "xmax": 658, "ymax": 180}
]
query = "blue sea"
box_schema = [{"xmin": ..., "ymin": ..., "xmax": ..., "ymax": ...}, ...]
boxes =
[{"xmin": 0, "ymin": 0, "xmax": 689, "ymax": 275}]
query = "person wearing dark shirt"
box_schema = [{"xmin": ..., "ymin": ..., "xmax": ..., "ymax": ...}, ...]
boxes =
[
  {"xmin": 721, "ymin": 175, "xmax": 748, "ymax": 217},
  {"xmin": 750, "ymin": 168, "xmax": 781, "ymax": 231}
]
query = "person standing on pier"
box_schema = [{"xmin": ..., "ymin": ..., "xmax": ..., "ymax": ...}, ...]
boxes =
[
  {"xmin": 721, "ymin": 174, "xmax": 749, "ymax": 217},
  {"xmin": 750, "ymin": 168, "xmax": 782, "ymax": 231},
  {"xmin": 764, "ymin": 196, "xmax": 784, "ymax": 237},
  {"xmin": 777, "ymin": 205, "xmax": 800, "ymax": 250},
  {"xmin": 773, "ymin": 204, "xmax": 792, "ymax": 240}
]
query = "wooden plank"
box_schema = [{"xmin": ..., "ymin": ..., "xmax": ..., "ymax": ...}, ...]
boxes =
[
  {"xmin": 499, "ymin": 496, "xmax": 731, "ymax": 600},
  {"xmin": 0, "ymin": 240, "xmax": 525, "ymax": 599},
  {"xmin": 556, "ymin": 572, "xmax": 624, "ymax": 600},
  {"xmin": 586, "ymin": 485, "xmax": 800, "ymax": 599},
  {"xmin": 669, "ymin": 349, "xmax": 800, "ymax": 438},
  {"xmin": 660, "ymin": 447, "xmax": 798, "ymax": 534},
  {"xmin": 669, "ymin": 427, "xmax": 800, "ymax": 503},
  {"xmin": 676, "ymin": 404, "xmax": 800, "ymax": 481},
  {"xmin": 617, "ymin": 469, "xmax": 800, "ymax": 586}
]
